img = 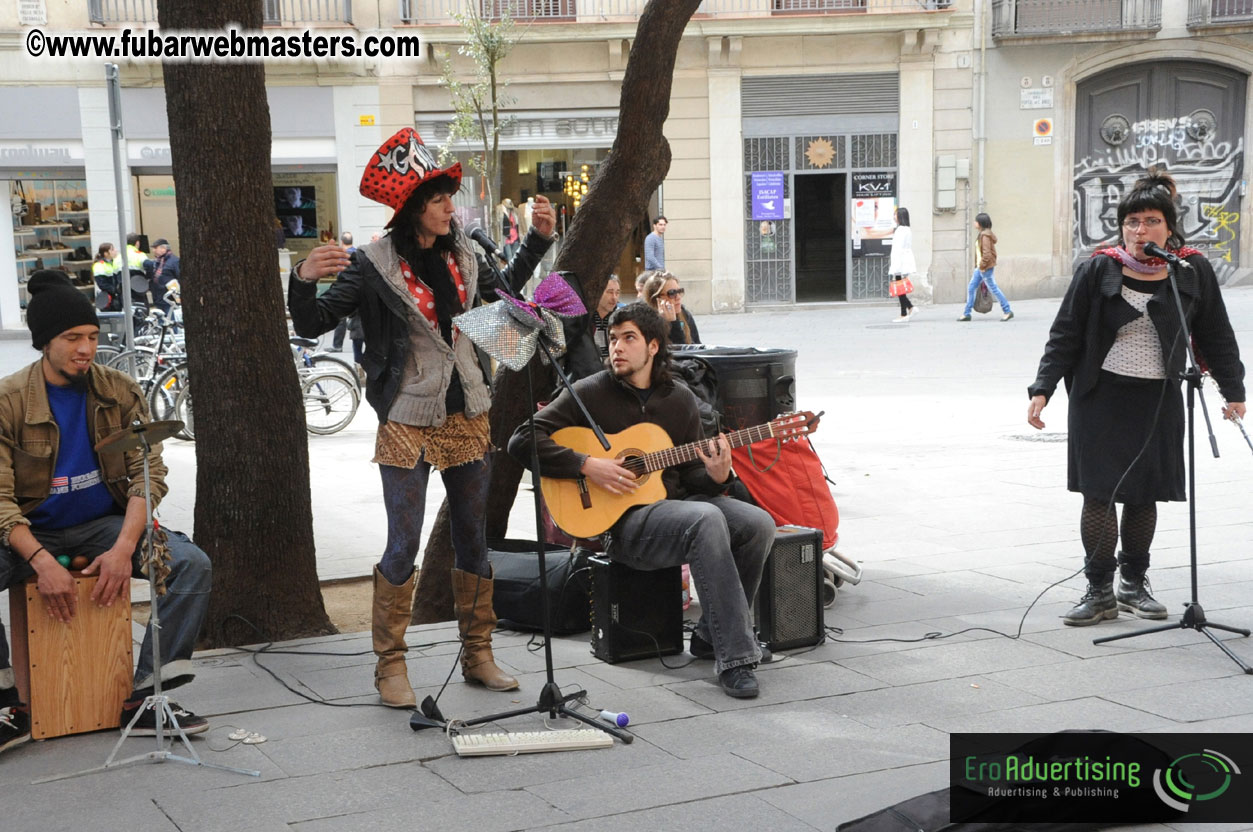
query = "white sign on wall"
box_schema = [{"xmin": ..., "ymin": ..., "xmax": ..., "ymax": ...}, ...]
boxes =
[
  {"xmin": 18, "ymin": 0, "xmax": 47, "ymax": 25},
  {"xmin": 1020, "ymin": 88, "xmax": 1054, "ymax": 110}
]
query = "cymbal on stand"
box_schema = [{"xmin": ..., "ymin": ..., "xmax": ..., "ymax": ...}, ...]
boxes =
[{"xmin": 95, "ymin": 421, "xmax": 185, "ymax": 455}]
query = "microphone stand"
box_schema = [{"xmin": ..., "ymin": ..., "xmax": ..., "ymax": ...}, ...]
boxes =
[
  {"xmin": 1093, "ymin": 256, "xmax": 1251, "ymax": 673},
  {"xmin": 411, "ymin": 243, "xmax": 630, "ymax": 742}
]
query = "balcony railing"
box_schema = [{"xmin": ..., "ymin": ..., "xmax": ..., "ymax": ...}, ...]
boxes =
[
  {"xmin": 991, "ymin": 0, "xmax": 1160, "ymax": 37},
  {"xmin": 1188, "ymin": 0, "xmax": 1253, "ymax": 26},
  {"xmin": 89, "ymin": 0, "xmax": 353, "ymax": 25},
  {"xmin": 399, "ymin": 0, "xmax": 953, "ymax": 24}
]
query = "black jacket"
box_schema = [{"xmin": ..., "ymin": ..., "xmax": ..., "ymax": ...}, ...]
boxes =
[
  {"xmin": 507, "ymin": 370, "xmax": 728, "ymax": 502},
  {"xmin": 288, "ymin": 228, "xmax": 551, "ymax": 421},
  {"xmin": 1029, "ymin": 253, "xmax": 1245, "ymax": 404}
]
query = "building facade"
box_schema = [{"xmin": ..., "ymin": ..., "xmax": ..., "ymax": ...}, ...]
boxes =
[
  {"xmin": 2, "ymin": 0, "xmax": 984, "ymax": 330},
  {"xmin": 980, "ymin": 0, "xmax": 1253, "ymax": 301}
]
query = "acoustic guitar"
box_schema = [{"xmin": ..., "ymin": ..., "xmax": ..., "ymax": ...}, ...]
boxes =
[{"xmin": 541, "ymin": 411, "xmax": 820, "ymax": 538}]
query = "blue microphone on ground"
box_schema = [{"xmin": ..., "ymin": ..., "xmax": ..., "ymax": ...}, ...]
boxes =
[{"xmin": 599, "ymin": 710, "xmax": 630, "ymax": 728}]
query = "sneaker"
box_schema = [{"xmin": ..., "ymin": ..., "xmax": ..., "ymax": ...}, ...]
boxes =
[
  {"xmin": 892, "ymin": 315, "xmax": 909, "ymax": 323},
  {"xmin": 0, "ymin": 705, "xmax": 31, "ymax": 754},
  {"xmin": 957, "ymin": 315, "xmax": 971, "ymax": 322},
  {"xmin": 718, "ymin": 666, "xmax": 760, "ymax": 699},
  {"xmin": 120, "ymin": 699, "xmax": 209, "ymax": 736},
  {"xmin": 1001, "ymin": 311, "xmax": 1014, "ymax": 321},
  {"xmin": 907, "ymin": 306, "xmax": 918, "ymax": 317}
]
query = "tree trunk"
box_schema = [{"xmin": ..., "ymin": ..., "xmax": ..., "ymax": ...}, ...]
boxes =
[
  {"xmin": 412, "ymin": 0, "xmax": 700, "ymax": 623},
  {"xmin": 160, "ymin": 0, "xmax": 334, "ymax": 645}
]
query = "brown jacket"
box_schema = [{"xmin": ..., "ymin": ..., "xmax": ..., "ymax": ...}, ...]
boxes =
[
  {"xmin": 0, "ymin": 360, "xmax": 166, "ymax": 546},
  {"xmin": 977, "ymin": 230, "xmax": 998, "ymax": 271}
]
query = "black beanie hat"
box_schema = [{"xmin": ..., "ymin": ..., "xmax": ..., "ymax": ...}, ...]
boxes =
[{"xmin": 27, "ymin": 270, "xmax": 99, "ymax": 350}]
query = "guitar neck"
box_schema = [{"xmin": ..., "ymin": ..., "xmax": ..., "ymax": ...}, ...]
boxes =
[{"xmin": 642, "ymin": 423, "xmax": 779, "ymax": 473}]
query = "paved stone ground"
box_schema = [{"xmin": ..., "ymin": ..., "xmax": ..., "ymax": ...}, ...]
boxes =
[{"xmin": 2, "ymin": 288, "xmax": 1252, "ymax": 832}]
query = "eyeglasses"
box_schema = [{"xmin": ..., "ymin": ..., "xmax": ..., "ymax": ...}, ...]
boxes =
[
  {"xmin": 1122, "ymin": 217, "xmax": 1164, "ymax": 230},
  {"xmin": 665, "ymin": 288, "xmax": 685, "ymax": 298}
]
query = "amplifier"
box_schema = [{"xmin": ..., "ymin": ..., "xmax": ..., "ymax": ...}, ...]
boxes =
[
  {"xmin": 755, "ymin": 525, "xmax": 826, "ymax": 651},
  {"xmin": 589, "ymin": 556, "xmax": 684, "ymax": 664}
]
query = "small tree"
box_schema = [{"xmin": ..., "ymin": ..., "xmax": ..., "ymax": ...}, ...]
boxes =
[{"xmin": 437, "ymin": 3, "xmax": 519, "ymax": 238}]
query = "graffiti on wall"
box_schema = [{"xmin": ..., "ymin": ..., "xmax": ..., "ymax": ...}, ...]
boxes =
[{"xmin": 1073, "ymin": 114, "xmax": 1244, "ymax": 282}]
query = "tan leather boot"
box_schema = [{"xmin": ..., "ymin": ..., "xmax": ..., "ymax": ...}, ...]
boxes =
[
  {"xmin": 372, "ymin": 566, "xmax": 417, "ymax": 708},
  {"xmin": 452, "ymin": 568, "xmax": 519, "ymax": 691}
]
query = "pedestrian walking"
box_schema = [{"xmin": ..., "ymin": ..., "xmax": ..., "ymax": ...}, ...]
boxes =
[
  {"xmin": 644, "ymin": 216, "xmax": 667, "ymax": 270},
  {"xmin": 1026, "ymin": 172, "xmax": 1245, "ymax": 626},
  {"xmin": 958, "ymin": 213, "xmax": 1013, "ymax": 322},
  {"xmin": 888, "ymin": 206, "xmax": 917, "ymax": 323}
]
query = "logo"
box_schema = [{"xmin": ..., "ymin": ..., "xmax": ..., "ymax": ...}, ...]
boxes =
[
  {"xmin": 1153, "ymin": 750, "xmax": 1240, "ymax": 812},
  {"xmin": 376, "ymin": 136, "xmax": 439, "ymax": 179}
]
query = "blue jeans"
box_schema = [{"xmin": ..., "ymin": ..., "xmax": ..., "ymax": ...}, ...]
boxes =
[
  {"xmin": 963, "ymin": 267, "xmax": 1011, "ymax": 315},
  {"xmin": 377, "ymin": 458, "xmax": 491, "ymax": 586},
  {"xmin": 0, "ymin": 514, "xmax": 211, "ymax": 693},
  {"xmin": 609, "ymin": 495, "xmax": 774, "ymax": 673}
]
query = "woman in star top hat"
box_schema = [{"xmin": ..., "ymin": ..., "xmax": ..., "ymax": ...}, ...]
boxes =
[
  {"xmin": 289, "ymin": 128, "xmax": 558, "ymax": 706},
  {"xmin": 1028, "ymin": 171, "xmax": 1244, "ymax": 627}
]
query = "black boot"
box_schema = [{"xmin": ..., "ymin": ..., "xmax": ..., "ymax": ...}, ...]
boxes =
[
  {"xmin": 1063, "ymin": 578, "xmax": 1117, "ymax": 626},
  {"xmin": 1115, "ymin": 552, "xmax": 1167, "ymax": 620}
]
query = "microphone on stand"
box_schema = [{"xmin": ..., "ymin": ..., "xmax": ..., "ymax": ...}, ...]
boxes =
[
  {"xmin": 1143, "ymin": 241, "xmax": 1193, "ymax": 269},
  {"xmin": 469, "ymin": 227, "xmax": 508, "ymax": 264}
]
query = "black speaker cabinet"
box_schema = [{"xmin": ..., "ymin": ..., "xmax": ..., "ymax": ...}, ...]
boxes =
[
  {"xmin": 755, "ymin": 525, "xmax": 826, "ymax": 651},
  {"xmin": 589, "ymin": 556, "xmax": 684, "ymax": 664}
]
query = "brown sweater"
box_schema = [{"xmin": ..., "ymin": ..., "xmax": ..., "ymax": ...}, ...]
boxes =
[{"xmin": 977, "ymin": 230, "xmax": 998, "ymax": 270}]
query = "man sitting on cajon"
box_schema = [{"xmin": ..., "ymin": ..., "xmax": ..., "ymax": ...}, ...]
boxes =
[{"xmin": 0, "ymin": 271, "xmax": 212, "ymax": 756}]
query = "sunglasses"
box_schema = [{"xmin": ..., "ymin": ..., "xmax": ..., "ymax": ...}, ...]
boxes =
[{"xmin": 665, "ymin": 288, "xmax": 685, "ymax": 298}]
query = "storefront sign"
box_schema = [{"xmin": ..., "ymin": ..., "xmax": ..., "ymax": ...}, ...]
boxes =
[
  {"xmin": 0, "ymin": 142, "xmax": 82, "ymax": 166},
  {"xmin": 418, "ymin": 112, "xmax": 620, "ymax": 149},
  {"xmin": 18, "ymin": 0, "xmax": 46, "ymax": 25},
  {"xmin": 850, "ymin": 171, "xmax": 896, "ymax": 258},
  {"xmin": 751, "ymin": 171, "xmax": 785, "ymax": 220}
]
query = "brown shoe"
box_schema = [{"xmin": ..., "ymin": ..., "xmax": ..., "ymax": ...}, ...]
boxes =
[
  {"xmin": 452, "ymin": 568, "xmax": 520, "ymax": 691},
  {"xmin": 372, "ymin": 566, "xmax": 417, "ymax": 708}
]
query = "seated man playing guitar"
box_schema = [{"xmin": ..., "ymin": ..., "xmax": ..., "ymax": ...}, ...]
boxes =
[{"xmin": 508, "ymin": 303, "xmax": 775, "ymax": 698}]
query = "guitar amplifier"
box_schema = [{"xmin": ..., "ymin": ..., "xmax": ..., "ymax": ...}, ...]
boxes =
[
  {"xmin": 589, "ymin": 556, "xmax": 684, "ymax": 664},
  {"xmin": 755, "ymin": 525, "xmax": 826, "ymax": 651}
]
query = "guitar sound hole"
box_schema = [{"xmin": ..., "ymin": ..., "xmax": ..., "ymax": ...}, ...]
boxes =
[{"xmin": 617, "ymin": 451, "xmax": 649, "ymax": 484}]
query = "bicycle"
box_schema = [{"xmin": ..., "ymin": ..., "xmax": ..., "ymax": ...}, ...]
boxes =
[{"xmin": 174, "ymin": 370, "xmax": 359, "ymax": 440}]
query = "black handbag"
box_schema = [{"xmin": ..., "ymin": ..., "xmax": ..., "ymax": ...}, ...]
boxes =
[{"xmin": 487, "ymin": 539, "xmax": 591, "ymax": 635}]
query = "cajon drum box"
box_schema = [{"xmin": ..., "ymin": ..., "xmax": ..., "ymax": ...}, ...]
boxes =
[{"xmin": 9, "ymin": 575, "xmax": 133, "ymax": 739}]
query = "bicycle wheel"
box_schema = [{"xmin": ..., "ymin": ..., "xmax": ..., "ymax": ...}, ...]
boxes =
[
  {"xmin": 94, "ymin": 344, "xmax": 123, "ymax": 365},
  {"xmin": 106, "ymin": 347, "xmax": 158, "ymax": 382},
  {"xmin": 302, "ymin": 372, "xmax": 360, "ymax": 435},
  {"xmin": 309, "ymin": 353, "xmax": 362, "ymax": 391},
  {"xmin": 149, "ymin": 362, "xmax": 192, "ymax": 438},
  {"xmin": 174, "ymin": 383, "xmax": 195, "ymax": 441}
]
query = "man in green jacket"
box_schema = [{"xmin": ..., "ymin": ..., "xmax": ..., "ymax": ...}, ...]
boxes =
[{"xmin": 0, "ymin": 271, "xmax": 212, "ymax": 756}]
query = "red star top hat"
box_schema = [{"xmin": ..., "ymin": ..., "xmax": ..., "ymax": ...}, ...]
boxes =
[{"xmin": 360, "ymin": 127, "xmax": 462, "ymax": 227}]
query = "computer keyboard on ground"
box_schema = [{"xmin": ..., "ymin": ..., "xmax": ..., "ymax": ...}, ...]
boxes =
[{"xmin": 451, "ymin": 728, "xmax": 614, "ymax": 756}]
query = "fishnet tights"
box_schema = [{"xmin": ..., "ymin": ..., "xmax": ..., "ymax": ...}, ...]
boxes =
[{"xmin": 1080, "ymin": 498, "xmax": 1157, "ymax": 579}]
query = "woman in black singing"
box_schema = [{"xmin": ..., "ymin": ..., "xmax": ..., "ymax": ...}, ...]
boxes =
[{"xmin": 1027, "ymin": 171, "xmax": 1245, "ymax": 626}]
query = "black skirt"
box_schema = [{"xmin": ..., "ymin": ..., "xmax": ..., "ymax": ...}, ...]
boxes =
[{"xmin": 1067, "ymin": 370, "xmax": 1185, "ymax": 503}]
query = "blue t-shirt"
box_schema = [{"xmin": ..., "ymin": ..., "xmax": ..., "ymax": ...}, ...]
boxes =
[{"xmin": 26, "ymin": 384, "xmax": 118, "ymax": 530}]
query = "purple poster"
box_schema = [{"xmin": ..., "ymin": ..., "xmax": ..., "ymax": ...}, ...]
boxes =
[{"xmin": 751, "ymin": 171, "xmax": 784, "ymax": 220}]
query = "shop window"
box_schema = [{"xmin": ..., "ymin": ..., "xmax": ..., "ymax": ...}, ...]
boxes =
[{"xmin": 10, "ymin": 180, "xmax": 94, "ymax": 305}]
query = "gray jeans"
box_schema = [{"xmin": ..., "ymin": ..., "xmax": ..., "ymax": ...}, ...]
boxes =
[
  {"xmin": 0, "ymin": 514, "xmax": 211, "ymax": 694},
  {"xmin": 610, "ymin": 495, "xmax": 774, "ymax": 673}
]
